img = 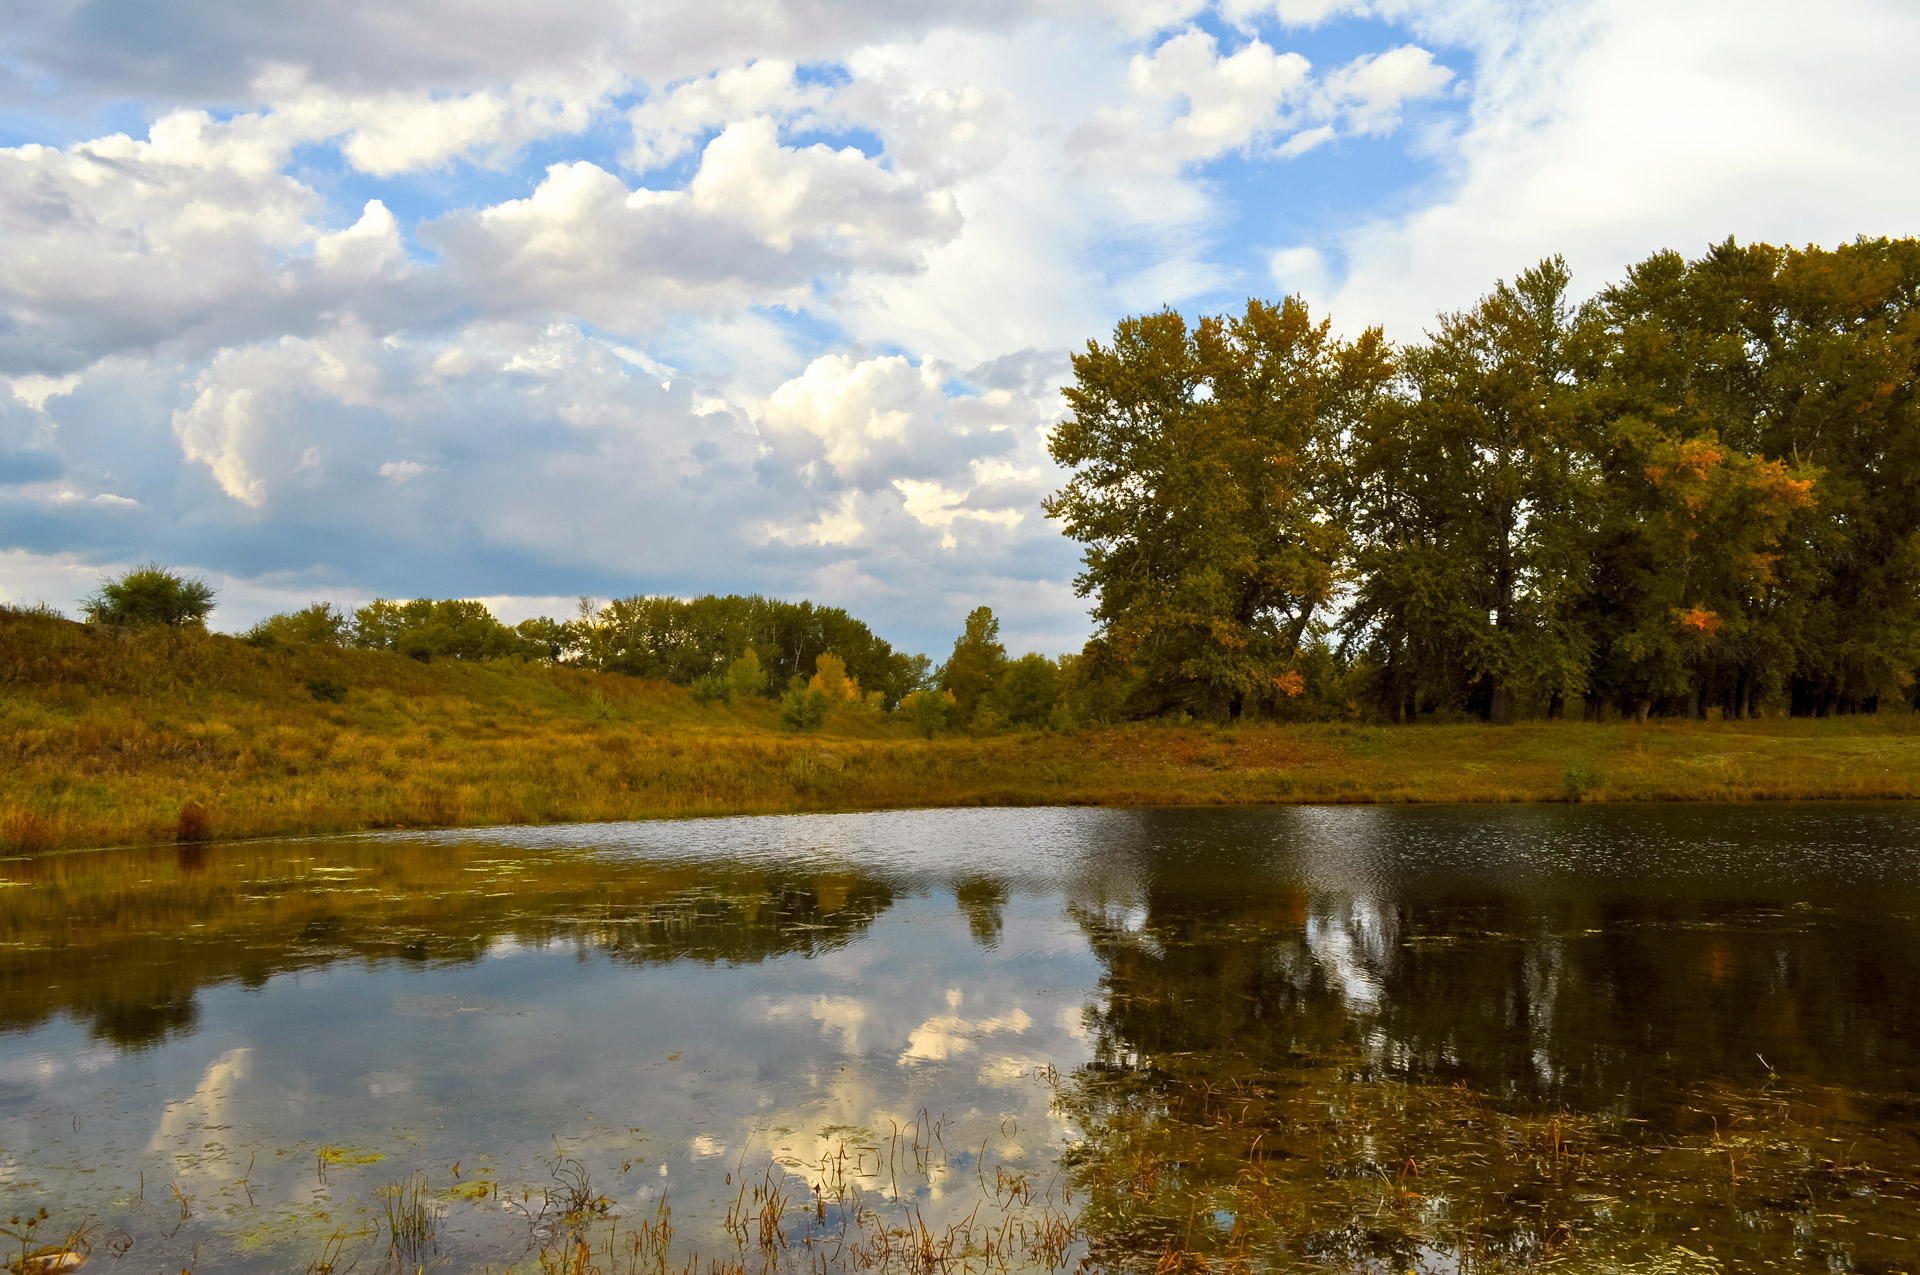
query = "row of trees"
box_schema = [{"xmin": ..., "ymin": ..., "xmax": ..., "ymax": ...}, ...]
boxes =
[
  {"xmin": 239, "ymin": 589, "xmax": 1080, "ymax": 731},
  {"xmin": 1049, "ymin": 237, "xmax": 1920, "ymax": 721}
]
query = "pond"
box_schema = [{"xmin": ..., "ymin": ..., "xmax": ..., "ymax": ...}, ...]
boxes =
[{"xmin": 4, "ymin": 805, "xmax": 1920, "ymax": 1273}]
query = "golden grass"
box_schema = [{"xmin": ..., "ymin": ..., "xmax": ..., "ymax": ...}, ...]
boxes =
[{"xmin": 5, "ymin": 607, "xmax": 1920, "ymax": 853}]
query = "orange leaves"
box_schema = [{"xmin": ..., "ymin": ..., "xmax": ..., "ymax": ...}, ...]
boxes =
[
  {"xmin": 1271, "ymin": 670, "xmax": 1305, "ymax": 697},
  {"xmin": 1676, "ymin": 606, "xmax": 1722, "ymax": 634}
]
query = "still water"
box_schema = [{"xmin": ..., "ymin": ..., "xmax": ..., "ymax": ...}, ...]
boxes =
[{"xmin": 4, "ymin": 806, "xmax": 1920, "ymax": 1273}]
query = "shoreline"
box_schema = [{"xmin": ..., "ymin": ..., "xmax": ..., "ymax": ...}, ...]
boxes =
[{"xmin": 7, "ymin": 612, "xmax": 1920, "ymax": 854}]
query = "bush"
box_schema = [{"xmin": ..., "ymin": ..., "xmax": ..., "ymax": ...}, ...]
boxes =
[
  {"xmin": 728, "ymin": 649, "xmax": 768, "ymax": 698},
  {"xmin": 779, "ymin": 683, "xmax": 830, "ymax": 732},
  {"xmin": 305, "ymin": 677, "xmax": 349, "ymax": 703},
  {"xmin": 82, "ymin": 563, "xmax": 215, "ymax": 628},
  {"xmin": 900, "ymin": 688, "xmax": 956, "ymax": 739},
  {"xmin": 246, "ymin": 602, "xmax": 350, "ymax": 648},
  {"xmin": 690, "ymin": 671, "xmax": 733, "ymax": 705}
]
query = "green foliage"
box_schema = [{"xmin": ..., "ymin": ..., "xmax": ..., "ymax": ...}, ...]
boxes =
[
  {"xmin": 305, "ymin": 676, "xmax": 349, "ymax": 703},
  {"xmin": 82, "ymin": 563, "xmax": 216, "ymax": 628},
  {"xmin": 1345, "ymin": 258, "xmax": 1596, "ymax": 723},
  {"xmin": 690, "ymin": 671, "xmax": 733, "ymax": 705},
  {"xmin": 1060, "ymin": 236, "xmax": 1920, "ymax": 723},
  {"xmin": 778, "ymin": 680, "xmax": 830, "ymax": 732},
  {"xmin": 728, "ymin": 648, "xmax": 768, "ymax": 699},
  {"xmin": 574, "ymin": 593, "xmax": 924, "ymax": 708},
  {"xmin": 1001, "ymin": 652, "xmax": 1064, "ymax": 727},
  {"xmin": 939, "ymin": 606, "xmax": 1006, "ymax": 725},
  {"xmin": 1049, "ymin": 298, "xmax": 1392, "ymax": 721},
  {"xmin": 351, "ymin": 598, "xmax": 542, "ymax": 663},
  {"xmin": 900, "ymin": 688, "xmax": 956, "ymax": 739},
  {"xmin": 246, "ymin": 602, "xmax": 351, "ymax": 648}
]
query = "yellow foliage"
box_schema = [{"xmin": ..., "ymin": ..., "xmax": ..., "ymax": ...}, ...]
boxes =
[{"xmin": 807, "ymin": 652, "xmax": 861, "ymax": 702}]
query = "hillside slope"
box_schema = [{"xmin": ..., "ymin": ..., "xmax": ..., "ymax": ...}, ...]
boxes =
[{"xmin": 5, "ymin": 608, "xmax": 1920, "ymax": 853}]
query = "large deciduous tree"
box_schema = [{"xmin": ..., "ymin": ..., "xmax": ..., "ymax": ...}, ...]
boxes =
[
  {"xmin": 1344, "ymin": 259, "xmax": 1597, "ymax": 723},
  {"xmin": 1047, "ymin": 298, "xmax": 1390, "ymax": 720}
]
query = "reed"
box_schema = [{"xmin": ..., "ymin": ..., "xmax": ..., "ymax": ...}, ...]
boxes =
[{"xmin": 6, "ymin": 606, "xmax": 1920, "ymax": 854}]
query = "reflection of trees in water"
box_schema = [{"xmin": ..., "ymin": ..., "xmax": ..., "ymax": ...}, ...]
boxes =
[
  {"xmin": 1058, "ymin": 880, "xmax": 1920, "ymax": 1271},
  {"xmin": 955, "ymin": 876, "xmax": 1009, "ymax": 948},
  {"xmin": 0, "ymin": 841, "xmax": 892, "ymax": 1050}
]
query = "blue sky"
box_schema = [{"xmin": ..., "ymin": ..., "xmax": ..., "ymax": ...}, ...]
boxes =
[{"xmin": 3, "ymin": 0, "xmax": 1918, "ymax": 658}]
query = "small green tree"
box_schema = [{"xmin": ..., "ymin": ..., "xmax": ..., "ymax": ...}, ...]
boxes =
[
  {"xmin": 779, "ymin": 679, "xmax": 830, "ymax": 731},
  {"xmin": 690, "ymin": 671, "xmax": 734, "ymax": 705},
  {"xmin": 1001, "ymin": 653, "xmax": 1063, "ymax": 727},
  {"xmin": 82, "ymin": 563, "xmax": 216, "ymax": 627},
  {"xmin": 246, "ymin": 602, "xmax": 350, "ymax": 647},
  {"xmin": 900, "ymin": 688, "xmax": 956, "ymax": 738},
  {"xmin": 729, "ymin": 649, "xmax": 769, "ymax": 698},
  {"xmin": 939, "ymin": 607, "xmax": 1007, "ymax": 724}
]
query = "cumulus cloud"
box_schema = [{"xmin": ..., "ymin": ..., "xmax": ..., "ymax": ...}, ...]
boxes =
[
  {"xmin": 428, "ymin": 124, "xmax": 960, "ymax": 329},
  {"xmin": 1311, "ymin": 0, "xmax": 1920, "ymax": 341},
  {"xmin": 1070, "ymin": 25, "xmax": 1450, "ymax": 174},
  {"xmin": 628, "ymin": 60, "xmax": 829, "ymax": 170},
  {"xmin": 5, "ymin": 0, "xmax": 1917, "ymax": 659}
]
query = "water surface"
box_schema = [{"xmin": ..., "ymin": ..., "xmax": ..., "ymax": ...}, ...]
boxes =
[{"xmin": 4, "ymin": 805, "xmax": 1919, "ymax": 1272}]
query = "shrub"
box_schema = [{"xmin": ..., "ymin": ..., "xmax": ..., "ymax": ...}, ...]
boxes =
[
  {"xmin": 81, "ymin": 564, "xmax": 215, "ymax": 628},
  {"xmin": 690, "ymin": 671, "xmax": 733, "ymax": 705},
  {"xmin": 728, "ymin": 649, "xmax": 768, "ymax": 698},
  {"xmin": 247, "ymin": 602, "xmax": 351, "ymax": 648},
  {"xmin": 900, "ymin": 688, "xmax": 956, "ymax": 739},
  {"xmin": 305, "ymin": 677, "xmax": 349, "ymax": 703},
  {"xmin": 779, "ymin": 683, "xmax": 830, "ymax": 732}
]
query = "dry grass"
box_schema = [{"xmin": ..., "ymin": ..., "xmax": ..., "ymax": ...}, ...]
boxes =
[{"xmin": 5, "ymin": 607, "xmax": 1920, "ymax": 854}]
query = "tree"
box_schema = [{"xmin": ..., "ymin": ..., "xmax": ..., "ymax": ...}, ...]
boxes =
[
  {"xmin": 728, "ymin": 648, "xmax": 769, "ymax": 698},
  {"xmin": 1049, "ymin": 298, "xmax": 1391, "ymax": 720},
  {"xmin": 938, "ymin": 607, "xmax": 1007, "ymax": 724},
  {"xmin": 82, "ymin": 564, "xmax": 216, "ymax": 628},
  {"xmin": 1345, "ymin": 259, "xmax": 1597, "ymax": 723},
  {"xmin": 778, "ymin": 679, "xmax": 830, "ymax": 732},
  {"xmin": 245, "ymin": 602, "xmax": 349, "ymax": 647},
  {"xmin": 351, "ymin": 598, "xmax": 540, "ymax": 662},
  {"xmin": 1001, "ymin": 653, "xmax": 1063, "ymax": 727}
]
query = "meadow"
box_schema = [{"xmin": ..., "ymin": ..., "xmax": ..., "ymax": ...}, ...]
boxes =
[{"xmin": 4, "ymin": 605, "xmax": 1919, "ymax": 854}]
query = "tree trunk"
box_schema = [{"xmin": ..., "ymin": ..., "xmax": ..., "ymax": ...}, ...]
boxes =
[
  {"xmin": 1204, "ymin": 684, "xmax": 1233, "ymax": 724},
  {"xmin": 1488, "ymin": 683, "xmax": 1513, "ymax": 726},
  {"xmin": 1685, "ymin": 684, "xmax": 1702, "ymax": 720},
  {"xmin": 1741, "ymin": 679, "xmax": 1753, "ymax": 720},
  {"xmin": 1547, "ymin": 691, "xmax": 1565, "ymax": 720},
  {"xmin": 1583, "ymin": 696, "xmax": 1603, "ymax": 723},
  {"xmin": 1634, "ymin": 695, "xmax": 1652, "ymax": 723}
]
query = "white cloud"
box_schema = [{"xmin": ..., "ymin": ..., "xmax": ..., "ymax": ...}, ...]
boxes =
[
  {"xmin": 379, "ymin": 460, "xmax": 430, "ymax": 484},
  {"xmin": 1073, "ymin": 28, "xmax": 1311, "ymax": 173},
  {"xmin": 627, "ymin": 60, "xmax": 828, "ymax": 170},
  {"xmin": 8, "ymin": 373, "xmax": 81, "ymax": 411},
  {"xmin": 1320, "ymin": 0, "xmax": 1920, "ymax": 341},
  {"xmin": 428, "ymin": 124, "xmax": 960, "ymax": 329}
]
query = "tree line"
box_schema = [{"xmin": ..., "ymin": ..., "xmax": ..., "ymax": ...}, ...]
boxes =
[
  {"xmin": 80, "ymin": 573, "xmax": 1066, "ymax": 733},
  {"xmin": 1048, "ymin": 236, "xmax": 1920, "ymax": 722}
]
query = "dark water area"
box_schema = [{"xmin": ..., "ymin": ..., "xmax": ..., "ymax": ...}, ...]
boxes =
[{"xmin": 3, "ymin": 805, "xmax": 1919, "ymax": 1272}]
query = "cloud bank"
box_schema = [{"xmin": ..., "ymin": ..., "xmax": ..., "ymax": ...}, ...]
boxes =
[{"xmin": 2, "ymin": 0, "xmax": 1916, "ymax": 655}]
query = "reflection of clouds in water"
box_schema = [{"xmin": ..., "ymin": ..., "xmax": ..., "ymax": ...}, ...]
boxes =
[
  {"xmin": 0, "ymin": 1047, "xmax": 116, "ymax": 1086},
  {"xmin": 148, "ymin": 1047, "xmax": 250, "ymax": 1178},
  {"xmin": 1304, "ymin": 897, "xmax": 1395, "ymax": 1015},
  {"xmin": 899, "ymin": 988, "xmax": 1033, "ymax": 1064},
  {"xmin": 763, "ymin": 994, "xmax": 869, "ymax": 1054}
]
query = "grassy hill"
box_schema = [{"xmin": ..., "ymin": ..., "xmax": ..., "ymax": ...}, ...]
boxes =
[{"xmin": 5, "ymin": 606, "xmax": 1920, "ymax": 853}]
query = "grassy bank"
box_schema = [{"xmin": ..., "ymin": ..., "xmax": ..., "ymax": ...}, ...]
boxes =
[{"xmin": 4, "ymin": 607, "xmax": 1919, "ymax": 853}]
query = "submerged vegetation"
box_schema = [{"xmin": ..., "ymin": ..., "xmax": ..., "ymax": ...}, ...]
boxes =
[
  {"xmin": 6, "ymin": 604, "xmax": 1920, "ymax": 853},
  {"xmin": 10, "ymin": 815, "xmax": 1920, "ymax": 1271}
]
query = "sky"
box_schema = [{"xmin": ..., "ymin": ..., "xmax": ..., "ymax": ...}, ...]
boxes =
[{"xmin": 2, "ymin": 0, "xmax": 1917, "ymax": 658}]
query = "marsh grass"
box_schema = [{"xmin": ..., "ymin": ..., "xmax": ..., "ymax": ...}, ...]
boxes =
[
  {"xmin": 7, "ymin": 606, "xmax": 1920, "ymax": 854},
  {"xmin": 378, "ymin": 1170, "xmax": 438, "ymax": 1269}
]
